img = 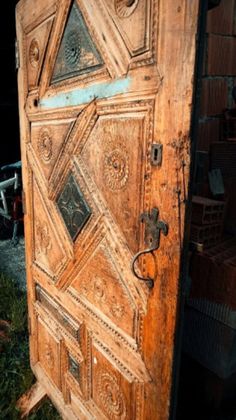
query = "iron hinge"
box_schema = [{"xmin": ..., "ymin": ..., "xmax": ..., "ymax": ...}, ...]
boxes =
[{"xmin": 15, "ymin": 39, "xmax": 20, "ymax": 70}]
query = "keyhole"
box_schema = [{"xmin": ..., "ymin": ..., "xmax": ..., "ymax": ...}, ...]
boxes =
[
  {"xmin": 126, "ymin": 0, "xmax": 135, "ymax": 6},
  {"xmin": 154, "ymin": 147, "xmax": 158, "ymax": 162}
]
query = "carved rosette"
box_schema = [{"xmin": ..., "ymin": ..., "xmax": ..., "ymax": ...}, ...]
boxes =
[
  {"xmin": 114, "ymin": 0, "xmax": 139, "ymax": 18},
  {"xmin": 110, "ymin": 297, "xmax": 125, "ymax": 319},
  {"xmin": 36, "ymin": 221, "xmax": 51, "ymax": 254},
  {"xmin": 93, "ymin": 276, "xmax": 106, "ymax": 301},
  {"xmin": 97, "ymin": 369, "xmax": 127, "ymax": 419},
  {"xmin": 29, "ymin": 38, "xmax": 40, "ymax": 68},
  {"xmin": 37, "ymin": 128, "xmax": 53, "ymax": 163},
  {"xmin": 103, "ymin": 141, "xmax": 129, "ymax": 191},
  {"xmin": 65, "ymin": 30, "xmax": 81, "ymax": 67},
  {"xmin": 57, "ymin": 174, "xmax": 92, "ymax": 240}
]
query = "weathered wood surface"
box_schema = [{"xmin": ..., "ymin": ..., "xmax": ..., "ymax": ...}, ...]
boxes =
[
  {"xmin": 16, "ymin": 381, "xmax": 47, "ymax": 418},
  {"xmin": 16, "ymin": 0, "xmax": 200, "ymax": 418}
]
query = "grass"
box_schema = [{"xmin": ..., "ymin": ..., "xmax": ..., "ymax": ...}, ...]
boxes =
[{"xmin": 0, "ymin": 273, "xmax": 61, "ymax": 419}]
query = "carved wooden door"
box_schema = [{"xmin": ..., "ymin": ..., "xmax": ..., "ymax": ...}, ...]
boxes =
[{"xmin": 16, "ymin": 0, "xmax": 199, "ymax": 418}]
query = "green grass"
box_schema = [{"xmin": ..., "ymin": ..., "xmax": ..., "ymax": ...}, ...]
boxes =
[{"xmin": 0, "ymin": 273, "xmax": 61, "ymax": 419}]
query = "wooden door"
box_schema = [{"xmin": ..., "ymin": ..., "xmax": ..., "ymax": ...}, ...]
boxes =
[{"xmin": 16, "ymin": 1, "xmax": 200, "ymax": 418}]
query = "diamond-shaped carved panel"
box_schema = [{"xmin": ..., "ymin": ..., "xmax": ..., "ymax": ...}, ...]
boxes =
[
  {"xmin": 52, "ymin": 1, "xmax": 103, "ymax": 83},
  {"xmin": 57, "ymin": 174, "xmax": 91, "ymax": 241}
]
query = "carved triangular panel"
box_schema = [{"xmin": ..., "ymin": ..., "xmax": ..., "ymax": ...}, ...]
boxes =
[
  {"xmin": 103, "ymin": 0, "xmax": 151, "ymax": 57},
  {"xmin": 26, "ymin": 16, "xmax": 54, "ymax": 90},
  {"xmin": 70, "ymin": 240, "xmax": 136, "ymax": 338},
  {"xmin": 33, "ymin": 178, "xmax": 68, "ymax": 280},
  {"xmin": 51, "ymin": 1, "xmax": 104, "ymax": 83},
  {"xmin": 31, "ymin": 119, "xmax": 74, "ymax": 181}
]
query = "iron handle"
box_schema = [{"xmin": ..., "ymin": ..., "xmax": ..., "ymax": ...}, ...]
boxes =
[
  {"xmin": 131, "ymin": 247, "xmax": 156, "ymax": 289},
  {"xmin": 131, "ymin": 207, "xmax": 168, "ymax": 289}
]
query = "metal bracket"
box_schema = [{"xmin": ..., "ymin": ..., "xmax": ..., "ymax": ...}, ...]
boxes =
[{"xmin": 131, "ymin": 208, "xmax": 168, "ymax": 288}]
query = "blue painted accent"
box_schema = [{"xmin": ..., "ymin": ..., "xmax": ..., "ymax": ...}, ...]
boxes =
[{"xmin": 40, "ymin": 77, "xmax": 131, "ymax": 109}]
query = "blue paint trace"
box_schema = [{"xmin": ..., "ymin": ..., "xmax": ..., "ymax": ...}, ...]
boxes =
[{"xmin": 40, "ymin": 77, "xmax": 131, "ymax": 109}]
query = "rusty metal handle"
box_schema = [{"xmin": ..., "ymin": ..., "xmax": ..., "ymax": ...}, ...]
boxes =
[
  {"xmin": 131, "ymin": 207, "xmax": 168, "ymax": 289},
  {"xmin": 131, "ymin": 247, "xmax": 155, "ymax": 289}
]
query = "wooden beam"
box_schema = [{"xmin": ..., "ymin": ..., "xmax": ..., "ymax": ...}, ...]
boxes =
[{"xmin": 16, "ymin": 381, "xmax": 47, "ymax": 418}]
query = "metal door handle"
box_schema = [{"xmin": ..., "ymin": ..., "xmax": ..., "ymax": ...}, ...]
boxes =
[{"xmin": 131, "ymin": 208, "xmax": 168, "ymax": 289}]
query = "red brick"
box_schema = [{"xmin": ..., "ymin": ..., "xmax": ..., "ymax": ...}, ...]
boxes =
[
  {"xmin": 207, "ymin": 0, "xmax": 235, "ymax": 35},
  {"xmin": 200, "ymin": 78, "xmax": 228, "ymax": 116},
  {"xmin": 198, "ymin": 119, "xmax": 220, "ymax": 151},
  {"xmin": 207, "ymin": 35, "xmax": 234, "ymax": 76}
]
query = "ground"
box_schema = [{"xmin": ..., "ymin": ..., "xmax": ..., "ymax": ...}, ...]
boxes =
[{"xmin": 0, "ymin": 237, "xmax": 26, "ymax": 290}]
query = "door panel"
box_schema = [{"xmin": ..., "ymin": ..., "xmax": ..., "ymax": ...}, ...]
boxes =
[{"xmin": 16, "ymin": 0, "xmax": 200, "ymax": 418}]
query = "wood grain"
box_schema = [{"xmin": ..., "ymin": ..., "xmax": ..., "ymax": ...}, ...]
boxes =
[{"xmin": 16, "ymin": 0, "xmax": 200, "ymax": 418}]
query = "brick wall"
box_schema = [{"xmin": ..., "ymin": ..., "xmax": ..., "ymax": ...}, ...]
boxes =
[{"xmin": 195, "ymin": 1, "xmax": 236, "ymax": 224}]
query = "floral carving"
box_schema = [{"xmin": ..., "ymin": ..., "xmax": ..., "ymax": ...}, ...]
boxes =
[
  {"xmin": 57, "ymin": 174, "xmax": 91, "ymax": 240},
  {"xmin": 110, "ymin": 297, "xmax": 125, "ymax": 319},
  {"xmin": 114, "ymin": 0, "xmax": 139, "ymax": 18},
  {"xmin": 93, "ymin": 276, "xmax": 106, "ymax": 301},
  {"xmin": 29, "ymin": 38, "xmax": 40, "ymax": 68},
  {"xmin": 97, "ymin": 369, "xmax": 127, "ymax": 419},
  {"xmin": 37, "ymin": 128, "xmax": 53, "ymax": 163},
  {"xmin": 36, "ymin": 221, "xmax": 51, "ymax": 255},
  {"xmin": 103, "ymin": 141, "xmax": 129, "ymax": 191}
]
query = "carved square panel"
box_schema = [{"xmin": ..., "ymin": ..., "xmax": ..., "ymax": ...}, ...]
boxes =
[
  {"xmin": 92, "ymin": 346, "xmax": 134, "ymax": 419},
  {"xmin": 57, "ymin": 173, "xmax": 92, "ymax": 241}
]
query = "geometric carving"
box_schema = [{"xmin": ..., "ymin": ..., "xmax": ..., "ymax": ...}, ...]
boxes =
[
  {"xmin": 115, "ymin": 0, "xmax": 139, "ymax": 18},
  {"xmin": 26, "ymin": 16, "xmax": 54, "ymax": 89},
  {"xmin": 110, "ymin": 297, "xmax": 125, "ymax": 319},
  {"xmin": 29, "ymin": 38, "xmax": 40, "ymax": 68},
  {"xmin": 35, "ymin": 220, "xmax": 51, "ymax": 255},
  {"xmin": 103, "ymin": 0, "xmax": 151, "ymax": 57},
  {"xmin": 37, "ymin": 320, "xmax": 61, "ymax": 389},
  {"xmin": 81, "ymin": 113, "xmax": 148, "ymax": 253},
  {"xmin": 92, "ymin": 348, "xmax": 134, "ymax": 419},
  {"xmin": 37, "ymin": 128, "xmax": 53, "ymax": 163},
  {"xmin": 52, "ymin": 1, "xmax": 103, "ymax": 84},
  {"xmin": 97, "ymin": 368, "xmax": 127, "ymax": 418},
  {"xmin": 36, "ymin": 285, "xmax": 81, "ymax": 342},
  {"xmin": 57, "ymin": 174, "xmax": 92, "ymax": 241},
  {"xmin": 71, "ymin": 241, "xmax": 136, "ymax": 337},
  {"xmin": 33, "ymin": 179, "xmax": 67, "ymax": 280},
  {"xmin": 103, "ymin": 140, "xmax": 129, "ymax": 191},
  {"xmin": 31, "ymin": 120, "xmax": 73, "ymax": 181}
]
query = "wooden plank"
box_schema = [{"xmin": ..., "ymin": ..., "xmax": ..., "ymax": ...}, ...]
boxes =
[{"xmin": 16, "ymin": 381, "xmax": 47, "ymax": 418}]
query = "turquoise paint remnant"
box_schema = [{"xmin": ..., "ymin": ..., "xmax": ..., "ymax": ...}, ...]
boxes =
[{"xmin": 40, "ymin": 77, "xmax": 131, "ymax": 109}]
